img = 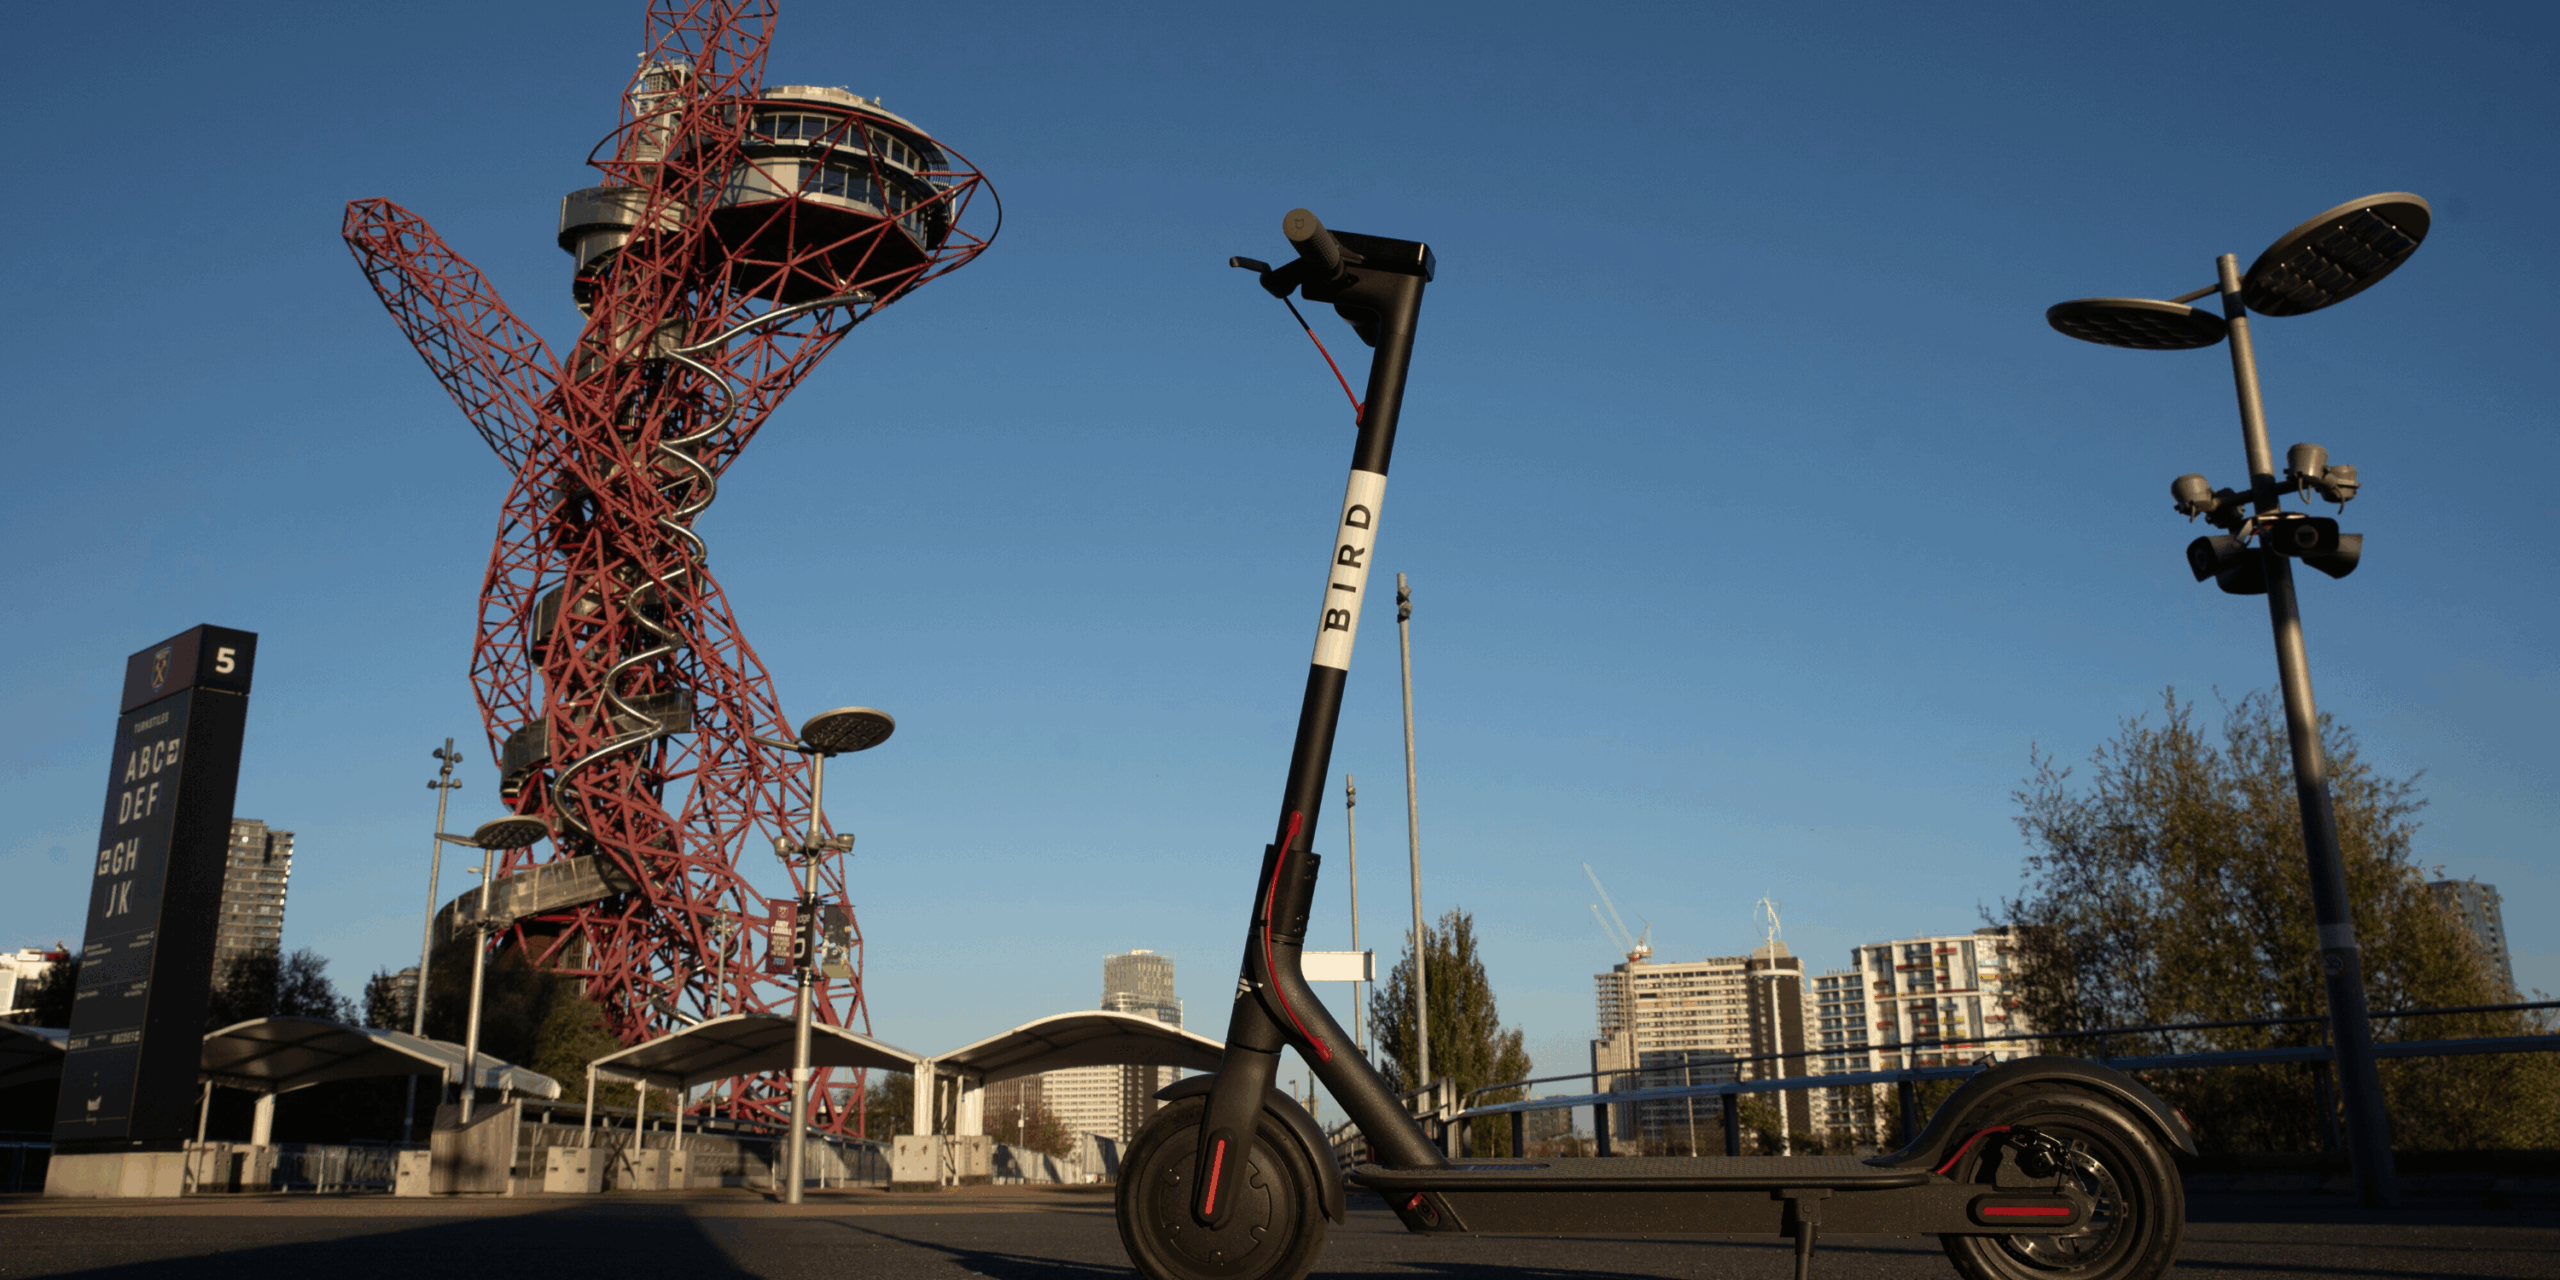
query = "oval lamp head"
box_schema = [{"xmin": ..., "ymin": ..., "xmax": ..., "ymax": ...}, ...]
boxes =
[
  {"xmin": 469, "ymin": 814, "xmax": 551, "ymax": 850},
  {"xmin": 2047, "ymin": 298, "xmax": 2229, "ymax": 350},
  {"xmin": 797, "ymin": 707, "xmax": 896, "ymax": 755},
  {"xmin": 2242, "ymin": 193, "xmax": 2430, "ymax": 317}
]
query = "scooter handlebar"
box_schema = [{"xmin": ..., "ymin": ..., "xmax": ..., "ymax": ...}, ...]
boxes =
[{"xmin": 1283, "ymin": 208, "xmax": 1351, "ymax": 283}]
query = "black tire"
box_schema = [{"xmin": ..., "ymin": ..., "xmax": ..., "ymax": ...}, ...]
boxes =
[
  {"xmin": 1115, "ymin": 1095, "xmax": 1330, "ymax": 1280},
  {"xmin": 1938, "ymin": 1084, "xmax": 2185, "ymax": 1280}
]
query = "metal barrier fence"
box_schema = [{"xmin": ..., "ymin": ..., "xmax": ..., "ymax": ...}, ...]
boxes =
[
  {"xmin": 271, "ymin": 1143, "xmax": 402, "ymax": 1192},
  {"xmin": 518, "ymin": 1106, "xmax": 889, "ymax": 1191},
  {"xmin": 1443, "ymin": 999, "xmax": 2560, "ymax": 1159}
]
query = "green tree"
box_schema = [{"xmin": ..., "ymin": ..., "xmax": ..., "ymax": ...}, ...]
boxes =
[
  {"xmin": 361, "ymin": 968, "xmax": 410, "ymax": 1030},
  {"xmin": 420, "ymin": 937, "xmax": 630, "ymax": 1105},
  {"xmin": 2004, "ymin": 688, "xmax": 2556, "ymax": 1153},
  {"xmin": 864, "ymin": 1070, "xmax": 915, "ymax": 1136},
  {"xmin": 529, "ymin": 982, "xmax": 632, "ymax": 1107},
  {"xmin": 206, "ymin": 951, "xmax": 280, "ymax": 1028},
  {"xmin": 275, "ymin": 950, "xmax": 355, "ymax": 1019},
  {"xmin": 207, "ymin": 948, "xmax": 354, "ymax": 1029},
  {"xmin": 1368, "ymin": 907, "xmax": 1535, "ymax": 1155}
]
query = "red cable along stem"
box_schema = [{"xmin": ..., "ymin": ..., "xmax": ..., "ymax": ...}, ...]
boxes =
[
  {"xmin": 1262, "ymin": 810, "xmax": 1333, "ymax": 1062},
  {"xmin": 1282, "ymin": 296, "xmax": 1363, "ymax": 423}
]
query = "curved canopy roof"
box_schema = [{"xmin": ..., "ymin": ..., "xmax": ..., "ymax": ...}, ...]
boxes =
[
  {"xmin": 0, "ymin": 1023, "xmax": 67, "ymax": 1089},
  {"xmin": 201, "ymin": 1016, "xmax": 561, "ymax": 1098},
  {"xmin": 588, "ymin": 1012, "xmax": 921, "ymax": 1091},
  {"xmin": 933, "ymin": 1010, "xmax": 1223, "ymax": 1086}
]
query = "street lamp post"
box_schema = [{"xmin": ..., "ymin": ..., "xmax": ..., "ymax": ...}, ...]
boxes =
[
  {"xmin": 1344, "ymin": 773, "xmax": 1364, "ymax": 1059},
  {"xmin": 1396, "ymin": 574, "xmax": 1429, "ymax": 1091},
  {"xmin": 2047, "ymin": 193, "xmax": 2431, "ymax": 1209},
  {"xmin": 433, "ymin": 814, "xmax": 549, "ymax": 1124},
  {"xmin": 755, "ymin": 706, "xmax": 895, "ymax": 1206},
  {"xmin": 402, "ymin": 739, "xmax": 465, "ymax": 1145}
]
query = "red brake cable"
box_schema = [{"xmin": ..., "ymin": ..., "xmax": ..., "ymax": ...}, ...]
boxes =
[
  {"xmin": 1934, "ymin": 1125, "xmax": 2013, "ymax": 1176},
  {"xmin": 1280, "ymin": 296, "xmax": 1363, "ymax": 423},
  {"xmin": 1261, "ymin": 810, "xmax": 1333, "ymax": 1062}
]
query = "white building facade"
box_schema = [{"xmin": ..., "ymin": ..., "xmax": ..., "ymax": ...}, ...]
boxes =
[{"xmin": 1809, "ymin": 927, "xmax": 2034, "ymax": 1144}]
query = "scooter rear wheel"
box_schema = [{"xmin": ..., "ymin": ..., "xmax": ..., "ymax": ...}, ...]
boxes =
[
  {"xmin": 1115, "ymin": 1095, "xmax": 1330, "ymax": 1280},
  {"xmin": 1937, "ymin": 1083, "xmax": 2185, "ymax": 1280}
]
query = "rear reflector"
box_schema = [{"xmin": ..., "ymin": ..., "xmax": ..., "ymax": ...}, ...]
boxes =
[{"xmin": 1969, "ymin": 1197, "xmax": 2080, "ymax": 1226}]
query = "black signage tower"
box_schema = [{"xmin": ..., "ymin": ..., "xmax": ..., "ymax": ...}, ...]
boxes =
[{"xmin": 51, "ymin": 626, "xmax": 257, "ymax": 1180}]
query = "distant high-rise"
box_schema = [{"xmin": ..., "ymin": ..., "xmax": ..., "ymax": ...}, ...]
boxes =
[
  {"xmin": 215, "ymin": 819, "xmax": 295, "ymax": 970},
  {"xmin": 386, "ymin": 966, "xmax": 421, "ymax": 1030},
  {"xmin": 1590, "ymin": 940, "xmax": 1809, "ymax": 1147},
  {"xmin": 1103, "ymin": 950, "xmax": 1181, "ymax": 1026},
  {"xmin": 1045, "ymin": 949, "xmax": 1183, "ymax": 1144},
  {"xmin": 1104, "ymin": 950, "xmax": 1182, "ymax": 1140},
  {"xmin": 2428, "ymin": 880, "xmax": 2515, "ymax": 994}
]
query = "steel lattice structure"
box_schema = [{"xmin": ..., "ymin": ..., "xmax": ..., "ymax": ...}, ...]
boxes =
[{"xmin": 343, "ymin": 0, "xmax": 993, "ymax": 1133}]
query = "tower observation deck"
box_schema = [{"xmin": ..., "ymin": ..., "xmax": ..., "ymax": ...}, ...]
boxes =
[{"xmin": 562, "ymin": 85, "xmax": 964, "ymax": 310}]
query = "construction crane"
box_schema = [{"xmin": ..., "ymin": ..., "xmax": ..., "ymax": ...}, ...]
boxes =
[{"xmin": 1582, "ymin": 862, "xmax": 1653, "ymax": 964}]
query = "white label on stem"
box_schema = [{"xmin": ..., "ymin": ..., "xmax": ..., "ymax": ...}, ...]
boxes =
[{"xmin": 1311, "ymin": 470, "xmax": 1387, "ymax": 671}]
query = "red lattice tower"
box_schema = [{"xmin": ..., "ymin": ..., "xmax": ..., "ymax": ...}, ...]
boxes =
[{"xmin": 342, "ymin": 0, "xmax": 994, "ymax": 1133}]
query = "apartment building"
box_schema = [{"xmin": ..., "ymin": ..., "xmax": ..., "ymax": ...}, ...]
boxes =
[
  {"xmin": 1591, "ymin": 941, "xmax": 1810, "ymax": 1146},
  {"xmin": 2428, "ymin": 879, "xmax": 2515, "ymax": 994},
  {"xmin": 1809, "ymin": 927, "xmax": 2033, "ymax": 1143},
  {"xmin": 216, "ymin": 819, "xmax": 296, "ymax": 969}
]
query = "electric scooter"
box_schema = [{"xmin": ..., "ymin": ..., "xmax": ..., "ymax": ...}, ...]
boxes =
[{"xmin": 1112, "ymin": 209, "xmax": 2195, "ymax": 1280}]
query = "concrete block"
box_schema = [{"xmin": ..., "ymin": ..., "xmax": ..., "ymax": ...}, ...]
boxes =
[
  {"xmin": 241, "ymin": 1145, "xmax": 276, "ymax": 1192},
  {"xmin": 184, "ymin": 1143, "xmax": 235, "ymax": 1194},
  {"xmin": 429, "ymin": 1104, "xmax": 518, "ymax": 1195},
  {"xmin": 612, "ymin": 1148, "xmax": 671, "ymax": 1191},
  {"xmin": 396, "ymin": 1151, "xmax": 435, "ymax": 1197},
  {"xmin": 890, "ymin": 1135, "xmax": 939, "ymax": 1191},
  {"xmin": 953, "ymin": 1135, "xmax": 993, "ymax": 1185},
  {"xmin": 45, "ymin": 1151, "xmax": 188, "ymax": 1199},
  {"xmin": 666, "ymin": 1152, "xmax": 693, "ymax": 1190},
  {"xmin": 544, "ymin": 1147, "xmax": 603, "ymax": 1194}
]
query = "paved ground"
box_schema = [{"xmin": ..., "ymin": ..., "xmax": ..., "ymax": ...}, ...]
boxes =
[{"xmin": 3, "ymin": 1185, "xmax": 2555, "ymax": 1279}]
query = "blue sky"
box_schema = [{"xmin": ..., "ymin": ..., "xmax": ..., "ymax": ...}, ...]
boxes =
[{"xmin": 3, "ymin": 2, "xmax": 2554, "ymax": 1091}]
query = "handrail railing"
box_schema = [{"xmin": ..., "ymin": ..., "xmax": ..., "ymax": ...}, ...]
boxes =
[
  {"xmin": 1456, "ymin": 1031, "xmax": 2560, "ymax": 1120},
  {"xmin": 1463, "ymin": 998, "xmax": 2560, "ymax": 1105}
]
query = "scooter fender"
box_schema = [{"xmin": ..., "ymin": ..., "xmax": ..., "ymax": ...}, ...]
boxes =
[
  {"xmin": 1870, "ymin": 1055, "xmax": 2199, "ymax": 1170},
  {"xmin": 1157, "ymin": 1074, "xmax": 1346, "ymax": 1223}
]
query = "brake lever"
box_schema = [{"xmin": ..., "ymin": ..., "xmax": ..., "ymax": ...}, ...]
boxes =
[{"xmin": 1229, "ymin": 254, "xmax": 1305, "ymax": 299}]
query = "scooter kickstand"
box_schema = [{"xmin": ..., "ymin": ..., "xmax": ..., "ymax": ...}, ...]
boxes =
[{"xmin": 1776, "ymin": 1189, "xmax": 1829, "ymax": 1280}]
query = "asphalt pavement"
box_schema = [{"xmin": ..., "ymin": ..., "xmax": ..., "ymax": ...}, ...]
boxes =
[{"xmin": 1, "ymin": 1185, "xmax": 2553, "ymax": 1279}]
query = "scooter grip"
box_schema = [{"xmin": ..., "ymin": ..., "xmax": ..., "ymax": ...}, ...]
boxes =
[{"xmin": 1284, "ymin": 208, "xmax": 1349, "ymax": 281}]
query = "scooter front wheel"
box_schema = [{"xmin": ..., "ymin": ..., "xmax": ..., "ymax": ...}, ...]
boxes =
[
  {"xmin": 1938, "ymin": 1083, "xmax": 2185, "ymax": 1280},
  {"xmin": 1115, "ymin": 1095, "xmax": 1329, "ymax": 1280}
]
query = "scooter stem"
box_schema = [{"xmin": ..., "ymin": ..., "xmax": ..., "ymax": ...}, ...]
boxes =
[{"xmin": 1195, "ymin": 216, "xmax": 1445, "ymax": 1228}]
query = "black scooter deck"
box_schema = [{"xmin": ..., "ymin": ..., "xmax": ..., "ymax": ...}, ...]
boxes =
[
  {"xmin": 1352, "ymin": 1158, "xmax": 2081, "ymax": 1238},
  {"xmin": 1353, "ymin": 1155, "xmax": 1930, "ymax": 1192}
]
